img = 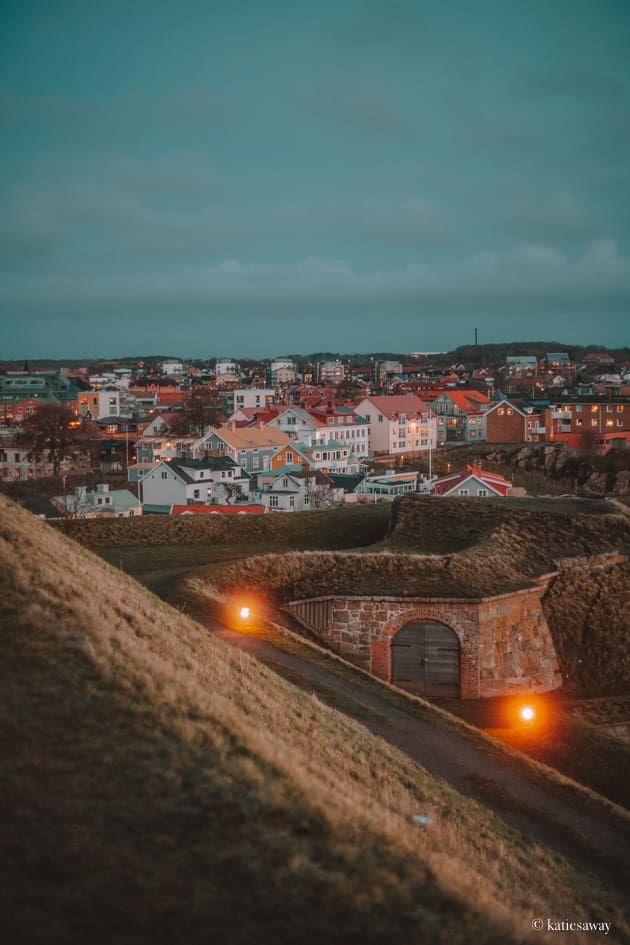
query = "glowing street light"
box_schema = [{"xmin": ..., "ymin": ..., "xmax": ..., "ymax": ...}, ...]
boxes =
[
  {"xmin": 519, "ymin": 705, "xmax": 535, "ymax": 722},
  {"xmin": 239, "ymin": 606, "xmax": 250, "ymax": 619}
]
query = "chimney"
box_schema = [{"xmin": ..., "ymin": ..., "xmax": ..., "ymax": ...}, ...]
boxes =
[
  {"xmin": 257, "ymin": 420, "xmax": 264, "ymax": 429},
  {"xmin": 229, "ymin": 421, "xmax": 237, "ymax": 431}
]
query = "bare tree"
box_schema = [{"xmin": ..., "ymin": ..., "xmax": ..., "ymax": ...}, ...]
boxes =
[
  {"xmin": 170, "ymin": 388, "xmax": 224, "ymax": 435},
  {"xmin": 16, "ymin": 404, "xmax": 83, "ymax": 482}
]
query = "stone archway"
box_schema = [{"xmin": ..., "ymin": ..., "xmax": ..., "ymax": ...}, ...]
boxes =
[{"xmin": 391, "ymin": 620, "xmax": 461, "ymax": 698}]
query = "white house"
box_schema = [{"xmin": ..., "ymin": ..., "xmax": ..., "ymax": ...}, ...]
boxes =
[
  {"xmin": 53, "ymin": 483, "xmax": 141, "ymax": 518},
  {"xmin": 251, "ymin": 467, "xmax": 342, "ymax": 512},
  {"xmin": 268, "ymin": 405, "xmax": 369, "ymax": 462},
  {"xmin": 140, "ymin": 456, "xmax": 250, "ymax": 508},
  {"xmin": 76, "ymin": 389, "xmax": 121, "ymax": 420},
  {"xmin": 355, "ymin": 394, "xmax": 437, "ymax": 457},
  {"xmin": 215, "ymin": 359, "xmax": 240, "ymax": 377},
  {"xmin": 230, "ymin": 388, "xmax": 276, "ymax": 411}
]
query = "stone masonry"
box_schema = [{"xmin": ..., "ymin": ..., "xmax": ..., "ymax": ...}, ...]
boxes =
[{"xmin": 284, "ymin": 578, "xmax": 562, "ymax": 699}]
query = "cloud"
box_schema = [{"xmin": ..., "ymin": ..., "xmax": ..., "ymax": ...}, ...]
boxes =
[
  {"xmin": 301, "ymin": 68, "xmax": 411, "ymax": 138},
  {"xmin": 491, "ymin": 188, "xmax": 596, "ymax": 243},
  {"xmin": 4, "ymin": 240, "xmax": 628, "ymax": 316}
]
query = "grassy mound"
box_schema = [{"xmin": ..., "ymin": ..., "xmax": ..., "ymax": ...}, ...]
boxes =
[
  {"xmin": 542, "ymin": 558, "xmax": 630, "ymax": 695},
  {"xmin": 2, "ymin": 493, "xmax": 629, "ymax": 944},
  {"xmin": 188, "ymin": 549, "xmax": 538, "ymax": 606},
  {"xmin": 53, "ymin": 503, "xmax": 390, "ymax": 549}
]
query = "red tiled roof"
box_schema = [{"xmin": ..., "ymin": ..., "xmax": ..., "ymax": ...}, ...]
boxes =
[
  {"xmin": 433, "ymin": 464, "xmax": 512, "ymax": 497},
  {"xmin": 171, "ymin": 504, "xmax": 268, "ymax": 515}
]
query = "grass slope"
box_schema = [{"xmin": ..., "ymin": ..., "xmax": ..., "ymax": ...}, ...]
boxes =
[{"xmin": 2, "ymin": 494, "xmax": 629, "ymax": 944}]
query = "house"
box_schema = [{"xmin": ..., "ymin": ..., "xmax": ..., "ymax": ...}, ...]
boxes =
[
  {"xmin": 202, "ymin": 424, "xmax": 290, "ymax": 473},
  {"xmin": 52, "ymin": 483, "xmax": 141, "ymax": 518},
  {"xmin": 432, "ymin": 464, "xmax": 512, "ymax": 498},
  {"xmin": 230, "ymin": 388, "xmax": 276, "ymax": 411},
  {"xmin": 355, "ymin": 394, "xmax": 438, "ymax": 457},
  {"xmin": 540, "ymin": 397, "xmax": 629, "ymax": 449},
  {"xmin": 224, "ymin": 406, "xmax": 281, "ymax": 427},
  {"xmin": 274, "ymin": 439, "xmax": 357, "ymax": 475},
  {"xmin": 76, "ymin": 389, "xmax": 121, "ymax": 420},
  {"xmin": 425, "ymin": 389, "xmax": 491, "ymax": 443},
  {"xmin": 268, "ymin": 404, "xmax": 369, "ymax": 464},
  {"xmin": 215, "ymin": 359, "xmax": 240, "ymax": 377},
  {"xmin": 140, "ymin": 456, "xmax": 250, "ymax": 508},
  {"xmin": 270, "ymin": 360, "xmax": 298, "ymax": 385},
  {"xmin": 0, "ymin": 397, "xmax": 55, "ymax": 426},
  {"xmin": 545, "ymin": 352, "xmax": 571, "ymax": 372},
  {"xmin": 251, "ymin": 467, "xmax": 343, "ymax": 511},
  {"xmin": 485, "ymin": 400, "xmax": 544, "ymax": 444},
  {"xmin": 505, "ymin": 356, "xmax": 538, "ymax": 377},
  {"xmin": 356, "ymin": 470, "xmax": 418, "ymax": 498},
  {"xmin": 140, "ymin": 412, "xmax": 179, "ymax": 436}
]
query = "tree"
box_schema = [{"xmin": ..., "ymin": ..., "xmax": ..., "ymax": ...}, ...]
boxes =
[
  {"xmin": 170, "ymin": 387, "xmax": 224, "ymax": 435},
  {"xmin": 16, "ymin": 404, "xmax": 84, "ymax": 481}
]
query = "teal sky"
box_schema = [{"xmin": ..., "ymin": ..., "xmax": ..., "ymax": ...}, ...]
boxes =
[{"xmin": 1, "ymin": 0, "xmax": 629, "ymax": 359}]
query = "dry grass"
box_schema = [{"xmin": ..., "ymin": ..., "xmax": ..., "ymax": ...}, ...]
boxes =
[
  {"xmin": 542, "ymin": 558, "xmax": 630, "ymax": 695},
  {"xmin": 53, "ymin": 503, "xmax": 390, "ymax": 549},
  {"xmin": 2, "ymin": 492, "xmax": 629, "ymax": 944}
]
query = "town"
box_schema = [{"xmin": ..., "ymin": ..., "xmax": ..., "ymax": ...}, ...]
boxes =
[{"xmin": 2, "ymin": 343, "xmax": 629, "ymax": 518}]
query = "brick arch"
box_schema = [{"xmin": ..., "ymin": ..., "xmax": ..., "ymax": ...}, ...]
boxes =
[
  {"xmin": 371, "ymin": 606, "xmax": 478, "ymax": 697},
  {"xmin": 382, "ymin": 607, "xmax": 464, "ymax": 645}
]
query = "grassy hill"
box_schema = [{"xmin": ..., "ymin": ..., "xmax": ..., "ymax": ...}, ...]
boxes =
[{"xmin": 2, "ymin": 493, "xmax": 630, "ymax": 944}]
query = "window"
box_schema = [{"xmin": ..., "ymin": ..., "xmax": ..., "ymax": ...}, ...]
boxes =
[
  {"xmin": 478, "ymin": 489, "xmax": 487, "ymax": 497},
  {"xmin": 591, "ymin": 419, "xmax": 598, "ymax": 427},
  {"xmin": 286, "ymin": 451, "xmax": 293, "ymax": 463},
  {"xmin": 282, "ymin": 477, "xmax": 288, "ymax": 487},
  {"xmin": 459, "ymin": 489, "xmax": 469, "ymax": 496},
  {"xmin": 289, "ymin": 495, "xmax": 295, "ymax": 507},
  {"xmin": 377, "ymin": 414, "xmax": 383, "ymax": 423},
  {"xmin": 269, "ymin": 495, "xmax": 279, "ymax": 508},
  {"xmin": 193, "ymin": 489, "xmax": 200, "ymax": 498},
  {"xmin": 161, "ymin": 471, "xmax": 168, "ymax": 479},
  {"xmin": 576, "ymin": 404, "xmax": 582, "ymax": 413}
]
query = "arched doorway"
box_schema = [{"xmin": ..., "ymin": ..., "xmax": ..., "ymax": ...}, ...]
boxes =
[{"xmin": 391, "ymin": 621, "xmax": 460, "ymax": 698}]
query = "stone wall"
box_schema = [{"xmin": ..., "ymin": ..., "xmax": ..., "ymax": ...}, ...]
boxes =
[{"xmin": 284, "ymin": 582, "xmax": 562, "ymax": 699}]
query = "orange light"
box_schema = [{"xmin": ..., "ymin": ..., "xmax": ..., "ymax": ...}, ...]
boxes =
[
  {"xmin": 239, "ymin": 606, "xmax": 250, "ymax": 619},
  {"xmin": 519, "ymin": 705, "xmax": 535, "ymax": 722}
]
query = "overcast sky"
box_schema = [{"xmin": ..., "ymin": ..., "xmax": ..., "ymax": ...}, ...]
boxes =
[{"xmin": 1, "ymin": 1, "xmax": 629, "ymax": 359}]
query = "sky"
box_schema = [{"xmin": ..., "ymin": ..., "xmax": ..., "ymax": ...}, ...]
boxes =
[{"xmin": 1, "ymin": 0, "xmax": 629, "ymax": 360}]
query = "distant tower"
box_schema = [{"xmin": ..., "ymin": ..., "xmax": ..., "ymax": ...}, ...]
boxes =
[{"xmin": 474, "ymin": 328, "xmax": 478, "ymax": 347}]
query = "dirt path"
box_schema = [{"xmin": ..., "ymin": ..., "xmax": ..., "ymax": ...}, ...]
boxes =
[{"xmin": 197, "ymin": 615, "xmax": 630, "ymax": 895}]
